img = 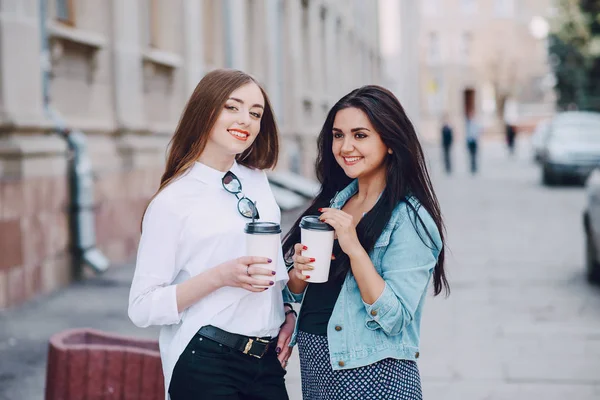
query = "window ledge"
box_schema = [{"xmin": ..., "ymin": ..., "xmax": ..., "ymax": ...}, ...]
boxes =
[
  {"xmin": 48, "ymin": 22, "xmax": 107, "ymax": 50},
  {"xmin": 142, "ymin": 48, "xmax": 182, "ymax": 69}
]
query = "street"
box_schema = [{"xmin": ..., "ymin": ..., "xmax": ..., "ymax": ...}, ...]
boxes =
[
  {"xmin": 1, "ymin": 137, "xmax": 600, "ymax": 399},
  {"xmin": 419, "ymin": 138, "xmax": 600, "ymax": 399}
]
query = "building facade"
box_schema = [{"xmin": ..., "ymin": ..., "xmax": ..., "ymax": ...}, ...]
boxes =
[
  {"xmin": 0, "ymin": 0, "xmax": 381, "ymax": 308},
  {"xmin": 418, "ymin": 0, "xmax": 555, "ymax": 141},
  {"xmin": 378, "ymin": 0, "xmax": 422, "ymax": 133}
]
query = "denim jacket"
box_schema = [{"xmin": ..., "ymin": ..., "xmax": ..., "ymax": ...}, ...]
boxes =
[{"xmin": 283, "ymin": 179, "xmax": 442, "ymax": 371}]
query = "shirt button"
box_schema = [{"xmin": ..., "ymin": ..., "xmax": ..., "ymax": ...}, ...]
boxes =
[
  {"xmin": 338, "ymin": 361, "xmax": 345, "ymax": 367},
  {"xmin": 335, "ymin": 325, "xmax": 342, "ymax": 331},
  {"xmin": 415, "ymin": 352, "xmax": 420, "ymax": 358},
  {"xmin": 370, "ymin": 310, "xmax": 378, "ymax": 316}
]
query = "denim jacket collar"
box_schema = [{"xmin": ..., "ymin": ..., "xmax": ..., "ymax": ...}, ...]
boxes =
[
  {"xmin": 330, "ymin": 179, "xmax": 387, "ymax": 210},
  {"xmin": 329, "ymin": 179, "xmax": 359, "ymax": 209}
]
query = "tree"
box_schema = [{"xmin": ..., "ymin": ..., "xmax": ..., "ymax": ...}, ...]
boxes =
[
  {"xmin": 550, "ymin": 0, "xmax": 600, "ymax": 110},
  {"xmin": 473, "ymin": 23, "xmax": 534, "ymax": 122},
  {"xmin": 485, "ymin": 44, "xmax": 521, "ymax": 121}
]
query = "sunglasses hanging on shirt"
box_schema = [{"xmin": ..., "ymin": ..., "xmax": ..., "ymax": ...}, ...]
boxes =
[{"xmin": 222, "ymin": 171, "xmax": 260, "ymax": 220}]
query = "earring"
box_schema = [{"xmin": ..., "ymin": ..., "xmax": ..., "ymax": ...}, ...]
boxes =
[{"xmin": 388, "ymin": 149, "xmax": 393, "ymax": 154}]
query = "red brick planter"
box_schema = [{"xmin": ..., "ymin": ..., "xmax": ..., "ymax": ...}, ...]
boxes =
[{"xmin": 45, "ymin": 328, "xmax": 164, "ymax": 400}]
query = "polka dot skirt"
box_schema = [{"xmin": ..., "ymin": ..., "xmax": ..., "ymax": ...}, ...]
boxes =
[{"xmin": 297, "ymin": 331, "xmax": 422, "ymax": 400}]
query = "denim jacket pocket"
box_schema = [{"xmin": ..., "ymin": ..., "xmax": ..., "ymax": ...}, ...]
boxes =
[
  {"xmin": 372, "ymin": 224, "xmax": 395, "ymax": 273},
  {"xmin": 373, "ymin": 228, "xmax": 392, "ymax": 248},
  {"xmin": 373, "ymin": 215, "xmax": 400, "ymax": 249}
]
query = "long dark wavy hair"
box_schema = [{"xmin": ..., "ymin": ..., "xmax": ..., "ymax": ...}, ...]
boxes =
[{"xmin": 282, "ymin": 85, "xmax": 449, "ymax": 296}]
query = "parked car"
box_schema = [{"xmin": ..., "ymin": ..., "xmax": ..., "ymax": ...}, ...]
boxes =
[
  {"xmin": 539, "ymin": 111, "xmax": 600, "ymax": 185},
  {"xmin": 530, "ymin": 119, "xmax": 550, "ymax": 163},
  {"xmin": 583, "ymin": 168, "xmax": 600, "ymax": 283}
]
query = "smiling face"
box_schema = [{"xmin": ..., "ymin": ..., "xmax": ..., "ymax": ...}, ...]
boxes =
[
  {"xmin": 205, "ymin": 82, "xmax": 265, "ymax": 157},
  {"xmin": 332, "ymin": 107, "xmax": 390, "ymax": 180}
]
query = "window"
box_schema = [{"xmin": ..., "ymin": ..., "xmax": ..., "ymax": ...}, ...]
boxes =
[
  {"xmin": 286, "ymin": 138, "xmax": 302, "ymax": 175},
  {"xmin": 428, "ymin": 32, "xmax": 441, "ymax": 63},
  {"xmin": 494, "ymin": 0, "xmax": 514, "ymax": 17},
  {"xmin": 426, "ymin": 77, "xmax": 443, "ymax": 115},
  {"xmin": 460, "ymin": 32, "xmax": 472, "ymax": 60},
  {"xmin": 460, "ymin": 0, "xmax": 477, "ymax": 15},
  {"xmin": 142, "ymin": 0, "xmax": 159, "ymax": 48},
  {"xmin": 423, "ymin": 0, "xmax": 441, "ymax": 16},
  {"xmin": 56, "ymin": 0, "xmax": 75, "ymax": 25}
]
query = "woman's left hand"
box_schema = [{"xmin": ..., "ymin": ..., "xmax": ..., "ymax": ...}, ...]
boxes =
[
  {"xmin": 318, "ymin": 208, "xmax": 362, "ymax": 257},
  {"xmin": 276, "ymin": 311, "xmax": 296, "ymax": 368}
]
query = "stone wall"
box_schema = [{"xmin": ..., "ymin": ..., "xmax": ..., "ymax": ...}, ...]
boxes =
[
  {"xmin": 0, "ymin": 135, "xmax": 71, "ymax": 308},
  {"xmin": 0, "ymin": 0, "xmax": 382, "ymax": 309},
  {"xmin": 94, "ymin": 166, "xmax": 164, "ymax": 265},
  {"xmin": 0, "ymin": 132, "xmax": 167, "ymax": 309}
]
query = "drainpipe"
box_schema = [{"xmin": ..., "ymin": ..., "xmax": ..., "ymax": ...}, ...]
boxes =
[{"xmin": 38, "ymin": 0, "xmax": 109, "ymax": 277}]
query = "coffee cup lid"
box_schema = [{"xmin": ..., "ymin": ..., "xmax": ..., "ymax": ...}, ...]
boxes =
[
  {"xmin": 244, "ymin": 221, "xmax": 281, "ymax": 234},
  {"xmin": 299, "ymin": 215, "xmax": 334, "ymax": 231}
]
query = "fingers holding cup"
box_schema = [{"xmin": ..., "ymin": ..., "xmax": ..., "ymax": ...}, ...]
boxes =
[
  {"xmin": 294, "ymin": 266, "xmax": 313, "ymax": 281},
  {"xmin": 292, "ymin": 246, "xmax": 314, "ymax": 280}
]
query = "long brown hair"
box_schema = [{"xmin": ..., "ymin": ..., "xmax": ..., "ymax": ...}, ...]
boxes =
[{"xmin": 143, "ymin": 69, "xmax": 279, "ymax": 225}]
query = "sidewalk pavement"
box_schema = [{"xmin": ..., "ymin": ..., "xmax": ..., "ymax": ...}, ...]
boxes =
[{"xmin": 0, "ymin": 208, "xmax": 306, "ymax": 400}]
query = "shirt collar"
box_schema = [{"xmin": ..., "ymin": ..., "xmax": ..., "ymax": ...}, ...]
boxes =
[{"xmin": 187, "ymin": 160, "xmax": 244, "ymax": 187}]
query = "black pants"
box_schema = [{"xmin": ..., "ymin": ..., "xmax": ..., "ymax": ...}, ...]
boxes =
[
  {"xmin": 507, "ymin": 134, "xmax": 515, "ymax": 154},
  {"xmin": 442, "ymin": 145, "xmax": 452, "ymax": 173},
  {"xmin": 169, "ymin": 333, "xmax": 289, "ymax": 400},
  {"xmin": 467, "ymin": 140, "xmax": 478, "ymax": 174}
]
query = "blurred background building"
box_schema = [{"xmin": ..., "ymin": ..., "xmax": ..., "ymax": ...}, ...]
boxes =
[
  {"xmin": 0, "ymin": 0, "xmax": 383, "ymax": 308},
  {"xmin": 5, "ymin": 3, "xmax": 600, "ymax": 400},
  {"xmin": 378, "ymin": 0, "xmax": 422, "ymax": 133},
  {"xmin": 418, "ymin": 0, "xmax": 555, "ymax": 141},
  {"xmin": 0, "ymin": 0, "xmax": 581, "ymax": 310}
]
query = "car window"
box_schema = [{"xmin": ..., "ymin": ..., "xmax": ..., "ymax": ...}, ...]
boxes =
[{"xmin": 551, "ymin": 122, "xmax": 600, "ymax": 142}]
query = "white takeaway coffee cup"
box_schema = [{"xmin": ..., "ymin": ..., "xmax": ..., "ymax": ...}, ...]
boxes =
[
  {"xmin": 245, "ymin": 222, "xmax": 281, "ymax": 288},
  {"xmin": 299, "ymin": 216, "xmax": 335, "ymax": 283}
]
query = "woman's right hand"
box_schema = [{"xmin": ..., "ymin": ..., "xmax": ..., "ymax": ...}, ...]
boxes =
[
  {"xmin": 216, "ymin": 256, "xmax": 276, "ymax": 292},
  {"xmin": 290, "ymin": 243, "xmax": 315, "ymax": 281}
]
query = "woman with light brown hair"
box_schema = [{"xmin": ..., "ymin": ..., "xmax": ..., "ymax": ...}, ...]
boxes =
[{"xmin": 128, "ymin": 69, "xmax": 296, "ymax": 400}]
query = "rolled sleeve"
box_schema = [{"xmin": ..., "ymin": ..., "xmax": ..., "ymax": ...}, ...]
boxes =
[
  {"xmin": 362, "ymin": 208, "xmax": 441, "ymax": 336},
  {"xmin": 128, "ymin": 195, "xmax": 186, "ymax": 328},
  {"xmin": 362, "ymin": 281, "xmax": 399, "ymax": 331}
]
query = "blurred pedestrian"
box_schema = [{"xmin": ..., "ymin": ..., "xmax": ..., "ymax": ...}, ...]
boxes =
[
  {"xmin": 465, "ymin": 110, "xmax": 482, "ymax": 174},
  {"xmin": 128, "ymin": 69, "xmax": 296, "ymax": 400},
  {"xmin": 505, "ymin": 122, "xmax": 517, "ymax": 156},
  {"xmin": 282, "ymin": 86, "xmax": 449, "ymax": 400},
  {"xmin": 441, "ymin": 114, "xmax": 453, "ymax": 174}
]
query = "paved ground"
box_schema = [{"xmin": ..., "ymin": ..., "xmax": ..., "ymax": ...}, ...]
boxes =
[
  {"xmin": 1, "ymin": 136, "xmax": 600, "ymax": 399},
  {"xmin": 0, "ymin": 200, "xmax": 307, "ymax": 400},
  {"xmin": 420, "ymin": 138, "xmax": 600, "ymax": 399}
]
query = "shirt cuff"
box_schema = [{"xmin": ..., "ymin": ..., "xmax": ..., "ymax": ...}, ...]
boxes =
[{"xmin": 157, "ymin": 284, "xmax": 184, "ymax": 325}]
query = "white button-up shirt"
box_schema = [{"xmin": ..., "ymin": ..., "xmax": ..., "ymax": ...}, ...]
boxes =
[{"xmin": 128, "ymin": 161, "xmax": 289, "ymax": 398}]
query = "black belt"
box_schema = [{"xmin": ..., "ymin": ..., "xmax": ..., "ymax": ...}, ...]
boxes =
[{"xmin": 197, "ymin": 325, "xmax": 277, "ymax": 359}]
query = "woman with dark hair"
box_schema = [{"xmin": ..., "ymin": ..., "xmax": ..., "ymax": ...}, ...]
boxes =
[
  {"xmin": 128, "ymin": 69, "xmax": 295, "ymax": 400},
  {"xmin": 283, "ymin": 85, "xmax": 449, "ymax": 400}
]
